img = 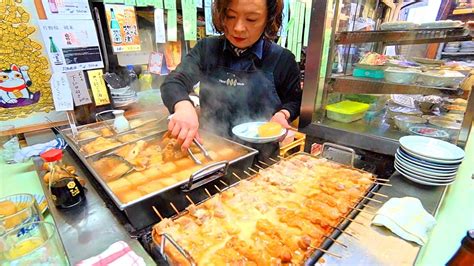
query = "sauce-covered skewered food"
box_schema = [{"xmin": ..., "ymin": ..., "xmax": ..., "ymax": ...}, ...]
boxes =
[{"xmin": 153, "ymin": 154, "xmax": 374, "ymax": 265}]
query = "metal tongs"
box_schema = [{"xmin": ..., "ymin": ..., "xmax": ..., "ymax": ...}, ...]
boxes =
[{"xmin": 167, "ymin": 114, "xmax": 212, "ymax": 165}]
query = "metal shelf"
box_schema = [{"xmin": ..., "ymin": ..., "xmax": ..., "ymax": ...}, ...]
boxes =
[
  {"xmin": 330, "ymin": 76, "xmax": 463, "ymax": 96},
  {"xmin": 335, "ymin": 27, "xmax": 471, "ymax": 45}
]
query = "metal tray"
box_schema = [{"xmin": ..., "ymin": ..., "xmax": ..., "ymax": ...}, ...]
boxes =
[
  {"xmin": 59, "ymin": 126, "xmax": 258, "ymax": 230},
  {"xmin": 149, "ymin": 145, "xmax": 383, "ymax": 265}
]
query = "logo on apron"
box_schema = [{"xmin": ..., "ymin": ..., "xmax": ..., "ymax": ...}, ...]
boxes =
[{"xmin": 218, "ymin": 78, "xmax": 245, "ymax": 87}]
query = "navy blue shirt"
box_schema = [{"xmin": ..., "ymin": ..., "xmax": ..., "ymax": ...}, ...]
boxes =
[{"xmin": 161, "ymin": 37, "xmax": 302, "ymax": 121}]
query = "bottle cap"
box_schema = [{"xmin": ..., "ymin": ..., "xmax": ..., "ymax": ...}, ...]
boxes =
[
  {"xmin": 40, "ymin": 148, "xmax": 63, "ymax": 162},
  {"xmin": 127, "ymin": 65, "xmax": 134, "ymax": 71}
]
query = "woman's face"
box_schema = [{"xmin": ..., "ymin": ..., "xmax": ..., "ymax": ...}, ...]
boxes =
[{"xmin": 224, "ymin": 0, "xmax": 267, "ymax": 49}]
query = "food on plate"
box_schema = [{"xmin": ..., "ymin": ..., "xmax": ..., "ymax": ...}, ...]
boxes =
[
  {"xmin": 100, "ymin": 127, "xmax": 114, "ymax": 137},
  {"xmin": 93, "ymin": 156, "xmax": 132, "ymax": 182},
  {"xmin": 77, "ymin": 131, "xmax": 100, "ymax": 140},
  {"xmin": 0, "ymin": 200, "xmax": 17, "ymax": 216},
  {"xmin": 81, "ymin": 137, "xmax": 121, "ymax": 155},
  {"xmin": 258, "ymin": 122, "xmax": 283, "ymax": 137},
  {"xmin": 152, "ymin": 154, "xmax": 374, "ymax": 265},
  {"xmin": 359, "ymin": 52, "xmax": 388, "ymax": 66}
]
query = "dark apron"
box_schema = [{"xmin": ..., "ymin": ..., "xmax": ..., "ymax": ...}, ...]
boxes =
[{"xmin": 200, "ymin": 41, "xmax": 283, "ymax": 162}]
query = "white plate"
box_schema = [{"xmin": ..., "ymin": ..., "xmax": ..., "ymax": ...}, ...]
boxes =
[
  {"xmin": 395, "ymin": 161, "xmax": 456, "ymax": 183},
  {"xmin": 395, "ymin": 163, "xmax": 455, "ymax": 186},
  {"xmin": 395, "ymin": 160, "xmax": 456, "ymax": 180},
  {"xmin": 397, "ymin": 149, "xmax": 461, "ymax": 170},
  {"xmin": 399, "ymin": 136, "xmax": 465, "ymax": 161},
  {"xmin": 232, "ymin": 122, "xmax": 286, "ymax": 144},
  {"xmin": 395, "ymin": 154, "xmax": 458, "ymax": 176}
]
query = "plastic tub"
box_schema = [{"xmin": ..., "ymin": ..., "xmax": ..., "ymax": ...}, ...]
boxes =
[
  {"xmin": 384, "ymin": 67, "xmax": 421, "ymax": 84},
  {"xmin": 353, "ymin": 67, "xmax": 384, "ymax": 79},
  {"xmin": 326, "ymin": 101, "xmax": 370, "ymax": 123}
]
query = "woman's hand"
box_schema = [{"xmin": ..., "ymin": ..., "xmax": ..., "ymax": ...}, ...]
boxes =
[
  {"xmin": 168, "ymin": 100, "xmax": 201, "ymax": 151},
  {"xmin": 270, "ymin": 110, "xmax": 291, "ymax": 129}
]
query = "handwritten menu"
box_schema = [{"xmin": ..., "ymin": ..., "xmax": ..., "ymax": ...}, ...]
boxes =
[
  {"xmin": 104, "ymin": 4, "xmax": 141, "ymax": 53},
  {"xmin": 152, "ymin": 0, "xmax": 163, "ymax": 8},
  {"xmin": 149, "ymin": 52, "xmax": 164, "ymax": 74},
  {"xmin": 167, "ymin": 9, "xmax": 178, "ymax": 41},
  {"xmin": 164, "ymin": 0, "xmax": 176, "ymax": 9},
  {"xmin": 124, "ymin": 0, "xmax": 136, "ymax": 5},
  {"xmin": 182, "ymin": 0, "xmax": 197, "ymax": 40},
  {"xmin": 66, "ymin": 71, "xmax": 92, "ymax": 106},
  {"xmin": 87, "ymin": 69, "xmax": 110, "ymax": 106},
  {"xmin": 51, "ymin": 72, "xmax": 74, "ymax": 111},
  {"xmin": 41, "ymin": 0, "xmax": 92, "ymax": 20}
]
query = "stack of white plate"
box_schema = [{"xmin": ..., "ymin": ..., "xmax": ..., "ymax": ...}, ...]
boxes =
[{"xmin": 395, "ymin": 136, "xmax": 465, "ymax": 186}]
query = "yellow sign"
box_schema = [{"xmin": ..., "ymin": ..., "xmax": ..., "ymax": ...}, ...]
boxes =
[
  {"xmin": 87, "ymin": 70, "xmax": 110, "ymax": 106},
  {"xmin": 104, "ymin": 4, "xmax": 141, "ymax": 53}
]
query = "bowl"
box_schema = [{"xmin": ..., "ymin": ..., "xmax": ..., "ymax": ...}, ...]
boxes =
[
  {"xmin": 394, "ymin": 115, "xmax": 427, "ymax": 132},
  {"xmin": 417, "ymin": 70, "xmax": 465, "ymax": 88},
  {"xmin": 384, "ymin": 67, "xmax": 421, "ymax": 84}
]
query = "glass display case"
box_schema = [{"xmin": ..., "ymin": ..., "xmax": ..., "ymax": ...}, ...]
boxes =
[{"xmin": 300, "ymin": 0, "xmax": 473, "ymax": 155}]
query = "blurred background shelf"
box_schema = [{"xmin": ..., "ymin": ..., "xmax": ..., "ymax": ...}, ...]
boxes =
[
  {"xmin": 330, "ymin": 76, "xmax": 463, "ymax": 96},
  {"xmin": 335, "ymin": 28, "xmax": 471, "ymax": 45}
]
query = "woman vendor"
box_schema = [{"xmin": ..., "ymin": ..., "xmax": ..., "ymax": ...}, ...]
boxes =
[{"xmin": 160, "ymin": 0, "xmax": 302, "ymax": 159}]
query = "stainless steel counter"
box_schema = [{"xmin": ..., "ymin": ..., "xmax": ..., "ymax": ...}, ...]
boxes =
[
  {"xmin": 26, "ymin": 129, "xmax": 448, "ymax": 266},
  {"xmin": 25, "ymin": 129, "xmax": 156, "ymax": 265}
]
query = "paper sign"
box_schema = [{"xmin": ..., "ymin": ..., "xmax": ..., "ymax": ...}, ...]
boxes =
[
  {"xmin": 280, "ymin": 0, "xmax": 289, "ymax": 37},
  {"xmin": 164, "ymin": 41, "xmax": 181, "ymax": 70},
  {"xmin": 135, "ymin": 0, "xmax": 147, "ymax": 6},
  {"xmin": 204, "ymin": 0, "xmax": 212, "ymax": 7},
  {"xmin": 66, "ymin": 71, "xmax": 92, "ymax": 106},
  {"xmin": 152, "ymin": 0, "xmax": 163, "ymax": 8},
  {"xmin": 39, "ymin": 20, "xmax": 104, "ymax": 73},
  {"xmin": 149, "ymin": 52, "xmax": 164, "ymax": 74},
  {"xmin": 154, "ymin": 8, "xmax": 166, "ymax": 43},
  {"xmin": 182, "ymin": 0, "xmax": 197, "ymax": 40},
  {"xmin": 125, "ymin": 0, "xmax": 136, "ymax": 5},
  {"xmin": 104, "ymin": 4, "xmax": 141, "ymax": 53},
  {"xmin": 164, "ymin": 0, "xmax": 176, "ymax": 9},
  {"xmin": 167, "ymin": 9, "xmax": 178, "ymax": 41},
  {"xmin": 42, "ymin": 0, "xmax": 92, "ymax": 20},
  {"xmin": 104, "ymin": 0, "xmax": 125, "ymax": 3},
  {"xmin": 87, "ymin": 70, "xmax": 110, "ymax": 106},
  {"xmin": 295, "ymin": 2, "xmax": 305, "ymax": 62},
  {"xmin": 204, "ymin": 6, "xmax": 218, "ymax": 35},
  {"xmin": 51, "ymin": 72, "xmax": 74, "ymax": 111},
  {"xmin": 196, "ymin": 0, "xmax": 202, "ymax": 8}
]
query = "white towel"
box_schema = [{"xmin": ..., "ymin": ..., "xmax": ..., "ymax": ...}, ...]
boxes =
[
  {"xmin": 371, "ymin": 197, "xmax": 436, "ymax": 245},
  {"xmin": 76, "ymin": 241, "xmax": 145, "ymax": 266},
  {"xmin": 13, "ymin": 138, "xmax": 67, "ymax": 163}
]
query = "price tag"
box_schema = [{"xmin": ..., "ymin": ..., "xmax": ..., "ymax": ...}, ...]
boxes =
[
  {"xmin": 149, "ymin": 52, "xmax": 164, "ymax": 74},
  {"xmin": 154, "ymin": 8, "xmax": 166, "ymax": 43},
  {"xmin": 66, "ymin": 71, "xmax": 92, "ymax": 106},
  {"xmin": 87, "ymin": 69, "xmax": 110, "ymax": 106},
  {"xmin": 51, "ymin": 72, "xmax": 74, "ymax": 111}
]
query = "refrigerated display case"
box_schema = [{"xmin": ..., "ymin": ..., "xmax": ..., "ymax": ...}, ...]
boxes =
[{"xmin": 300, "ymin": 0, "xmax": 473, "ymax": 155}]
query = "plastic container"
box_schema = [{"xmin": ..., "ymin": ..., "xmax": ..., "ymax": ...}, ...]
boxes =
[
  {"xmin": 353, "ymin": 67, "xmax": 384, "ymax": 79},
  {"xmin": 326, "ymin": 100, "xmax": 370, "ymax": 123},
  {"xmin": 384, "ymin": 67, "xmax": 421, "ymax": 84}
]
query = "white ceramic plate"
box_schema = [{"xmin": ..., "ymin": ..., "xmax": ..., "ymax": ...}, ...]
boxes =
[
  {"xmin": 395, "ymin": 160, "xmax": 456, "ymax": 180},
  {"xmin": 399, "ymin": 136, "xmax": 465, "ymax": 161},
  {"xmin": 397, "ymin": 149, "xmax": 461, "ymax": 170},
  {"xmin": 395, "ymin": 163, "xmax": 455, "ymax": 186},
  {"xmin": 232, "ymin": 122, "xmax": 286, "ymax": 144},
  {"xmin": 395, "ymin": 161, "xmax": 456, "ymax": 183},
  {"xmin": 395, "ymin": 154, "xmax": 458, "ymax": 176}
]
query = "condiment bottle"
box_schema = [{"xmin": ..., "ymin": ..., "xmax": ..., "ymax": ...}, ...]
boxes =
[
  {"xmin": 40, "ymin": 149, "xmax": 85, "ymax": 209},
  {"xmin": 447, "ymin": 230, "xmax": 474, "ymax": 266}
]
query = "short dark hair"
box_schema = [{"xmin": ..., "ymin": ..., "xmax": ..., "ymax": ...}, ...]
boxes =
[{"xmin": 212, "ymin": 0, "xmax": 283, "ymax": 40}]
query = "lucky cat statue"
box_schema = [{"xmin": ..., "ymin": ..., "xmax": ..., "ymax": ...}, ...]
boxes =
[{"xmin": 0, "ymin": 64, "xmax": 40, "ymax": 108}]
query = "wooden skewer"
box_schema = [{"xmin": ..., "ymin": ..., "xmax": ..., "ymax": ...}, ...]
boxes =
[
  {"xmin": 361, "ymin": 196, "xmax": 383, "ymax": 204},
  {"xmin": 277, "ymin": 155, "xmax": 284, "ymax": 159},
  {"xmin": 324, "ymin": 235, "xmax": 347, "ymax": 248},
  {"xmin": 359, "ymin": 203, "xmax": 377, "ymax": 211},
  {"xmin": 255, "ymin": 164, "xmax": 264, "ymax": 170},
  {"xmin": 343, "ymin": 216, "xmax": 365, "ymax": 226},
  {"xmin": 152, "ymin": 206, "xmax": 164, "ymax": 220},
  {"xmin": 214, "ymin": 185, "xmax": 222, "ymax": 193},
  {"xmin": 232, "ymin": 172, "xmax": 242, "ymax": 180},
  {"xmin": 268, "ymin": 157, "xmax": 278, "ymax": 163},
  {"xmin": 204, "ymin": 188, "xmax": 212, "ymax": 198},
  {"xmin": 185, "ymin": 195, "xmax": 195, "ymax": 205},
  {"xmin": 309, "ymin": 246, "xmax": 342, "ymax": 259},
  {"xmin": 169, "ymin": 202, "xmax": 179, "ymax": 216},
  {"xmin": 248, "ymin": 167, "xmax": 258, "ymax": 174},
  {"xmin": 328, "ymin": 225, "xmax": 359, "ymax": 240},
  {"xmin": 219, "ymin": 180, "xmax": 229, "ymax": 187},
  {"xmin": 349, "ymin": 206, "xmax": 376, "ymax": 215},
  {"xmin": 243, "ymin": 170, "xmax": 252, "ymax": 176},
  {"xmin": 371, "ymin": 191, "xmax": 389, "ymax": 198},
  {"xmin": 374, "ymin": 182, "xmax": 392, "ymax": 187},
  {"xmin": 258, "ymin": 160, "xmax": 269, "ymax": 166},
  {"xmin": 373, "ymin": 178, "xmax": 390, "ymax": 182}
]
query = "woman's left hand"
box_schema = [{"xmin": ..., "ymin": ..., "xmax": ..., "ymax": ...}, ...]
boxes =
[{"xmin": 270, "ymin": 110, "xmax": 290, "ymax": 129}]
